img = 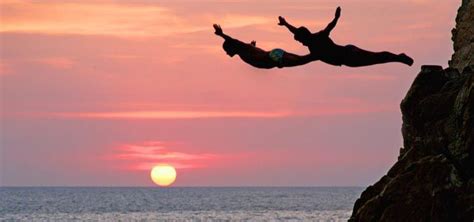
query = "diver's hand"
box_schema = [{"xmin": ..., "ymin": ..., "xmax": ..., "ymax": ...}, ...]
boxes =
[
  {"xmin": 335, "ymin": 7, "xmax": 341, "ymax": 18},
  {"xmin": 278, "ymin": 16, "xmax": 287, "ymax": 26},
  {"xmin": 213, "ymin": 24, "xmax": 223, "ymax": 36}
]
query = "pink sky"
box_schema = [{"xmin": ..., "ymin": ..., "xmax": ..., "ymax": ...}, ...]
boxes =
[{"xmin": 0, "ymin": 0, "xmax": 457, "ymax": 186}]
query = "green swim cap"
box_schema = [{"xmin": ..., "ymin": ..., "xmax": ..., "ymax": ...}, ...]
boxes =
[{"xmin": 269, "ymin": 48, "xmax": 285, "ymax": 63}]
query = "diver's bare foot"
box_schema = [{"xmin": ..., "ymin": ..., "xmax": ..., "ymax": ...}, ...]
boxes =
[{"xmin": 399, "ymin": 53, "xmax": 414, "ymax": 66}]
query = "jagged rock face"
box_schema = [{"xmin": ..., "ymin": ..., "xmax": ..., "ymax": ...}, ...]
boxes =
[
  {"xmin": 350, "ymin": 66, "xmax": 473, "ymax": 222},
  {"xmin": 350, "ymin": 0, "xmax": 474, "ymax": 220},
  {"xmin": 450, "ymin": 0, "xmax": 474, "ymax": 71}
]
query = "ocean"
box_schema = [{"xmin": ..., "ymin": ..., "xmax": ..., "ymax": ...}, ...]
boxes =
[{"xmin": 0, "ymin": 187, "xmax": 363, "ymax": 221}]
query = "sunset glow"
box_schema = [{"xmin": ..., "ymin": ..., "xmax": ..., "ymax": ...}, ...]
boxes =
[{"xmin": 1, "ymin": 0, "xmax": 457, "ymax": 186}]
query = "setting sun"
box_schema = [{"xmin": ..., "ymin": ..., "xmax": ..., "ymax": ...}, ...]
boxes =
[{"xmin": 150, "ymin": 165, "xmax": 177, "ymax": 187}]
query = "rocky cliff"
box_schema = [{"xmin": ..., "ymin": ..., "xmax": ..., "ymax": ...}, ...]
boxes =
[
  {"xmin": 450, "ymin": 0, "xmax": 474, "ymax": 71},
  {"xmin": 349, "ymin": 1, "xmax": 474, "ymax": 221}
]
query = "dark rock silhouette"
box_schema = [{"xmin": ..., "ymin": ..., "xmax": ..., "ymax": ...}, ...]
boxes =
[
  {"xmin": 450, "ymin": 0, "xmax": 474, "ymax": 71},
  {"xmin": 350, "ymin": 1, "xmax": 474, "ymax": 221}
]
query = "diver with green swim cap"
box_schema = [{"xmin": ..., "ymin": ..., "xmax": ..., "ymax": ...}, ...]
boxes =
[{"xmin": 213, "ymin": 24, "xmax": 314, "ymax": 69}]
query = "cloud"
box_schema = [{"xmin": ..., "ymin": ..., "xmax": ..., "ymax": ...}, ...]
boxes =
[
  {"xmin": 217, "ymin": 14, "xmax": 271, "ymax": 28},
  {"xmin": 5, "ymin": 102, "xmax": 395, "ymax": 120},
  {"xmin": 112, "ymin": 141, "xmax": 218, "ymax": 170},
  {"xmin": 33, "ymin": 57, "xmax": 75, "ymax": 69},
  {"xmin": 0, "ymin": 1, "xmax": 271, "ymax": 37},
  {"xmin": 0, "ymin": 61, "xmax": 11, "ymax": 75},
  {"xmin": 49, "ymin": 110, "xmax": 293, "ymax": 119},
  {"xmin": 401, "ymin": 0, "xmax": 432, "ymax": 4},
  {"xmin": 328, "ymin": 73, "xmax": 396, "ymax": 81}
]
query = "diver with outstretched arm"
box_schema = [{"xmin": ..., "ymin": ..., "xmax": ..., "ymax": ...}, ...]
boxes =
[
  {"xmin": 278, "ymin": 7, "xmax": 414, "ymax": 67},
  {"xmin": 213, "ymin": 24, "xmax": 315, "ymax": 69}
]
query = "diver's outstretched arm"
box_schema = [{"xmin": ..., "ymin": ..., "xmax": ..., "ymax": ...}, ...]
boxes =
[
  {"xmin": 281, "ymin": 53, "xmax": 316, "ymax": 68},
  {"xmin": 213, "ymin": 24, "xmax": 235, "ymax": 41},
  {"xmin": 213, "ymin": 24, "xmax": 249, "ymax": 50},
  {"xmin": 322, "ymin": 7, "xmax": 341, "ymax": 35},
  {"xmin": 278, "ymin": 16, "xmax": 298, "ymax": 34}
]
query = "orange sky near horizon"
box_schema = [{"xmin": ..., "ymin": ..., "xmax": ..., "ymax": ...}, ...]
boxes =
[{"xmin": 0, "ymin": 0, "xmax": 458, "ymax": 186}]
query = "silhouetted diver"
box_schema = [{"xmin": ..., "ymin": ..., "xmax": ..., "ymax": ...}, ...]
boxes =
[
  {"xmin": 278, "ymin": 7, "xmax": 414, "ymax": 67},
  {"xmin": 213, "ymin": 24, "xmax": 314, "ymax": 69}
]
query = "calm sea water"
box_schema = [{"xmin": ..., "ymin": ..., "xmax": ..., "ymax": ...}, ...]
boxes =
[{"xmin": 0, "ymin": 187, "xmax": 363, "ymax": 221}]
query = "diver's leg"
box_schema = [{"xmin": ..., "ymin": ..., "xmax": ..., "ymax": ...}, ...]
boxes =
[
  {"xmin": 375, "ymin": 51, "xmax": 414, "ymax": 66},
  {"xmin": 398, "ymin": 53, "xmax": 414, "ymax": 66},
  {"xmin": 343, "ymin": 45, "xmax": 413, "ymax": 67}
]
